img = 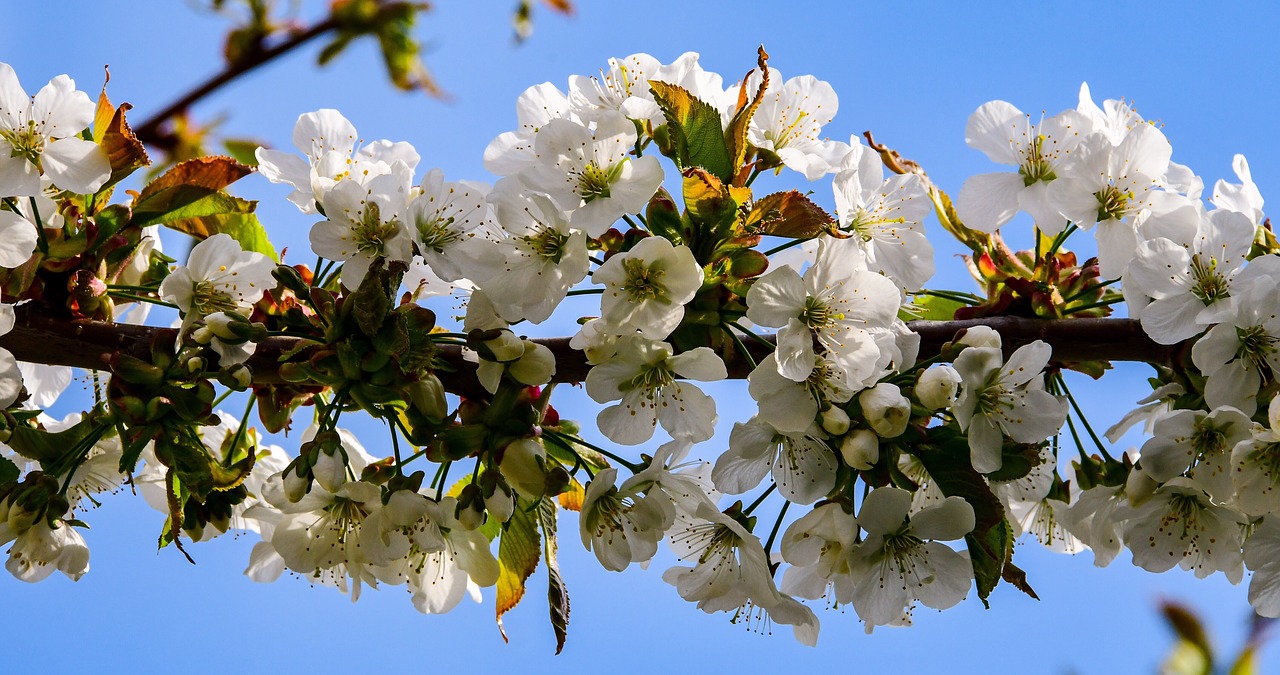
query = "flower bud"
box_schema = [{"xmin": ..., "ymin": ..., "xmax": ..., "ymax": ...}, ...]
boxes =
[
  {"xmin": 283, "ymin": 465, "xmax": 311, "ymax": 503},
  {"xmin": 509, "ymin": 342, "xmax": 556, "ymax": 386},
  {"xmin": 485, "ymin": 330, "xmax": 526, "ymax": 363},
  {"xmin": 448, "ymin": 485, "xmax": 482, "ymax": 531},
  {"xmin": 820, "ymin": 406, "xmax": 851, "ymax": 435},
  {"xmin": 1125, "ymin": 465, "xmax": 1158, "ymax": 507},
  {"xmin": 916, "ymin": 365, "xmax": 963, "ymax": 410},
  {"xmin": 312, "ymin": 447, "xmax": 348, "ymax": 494},
  {"xmin": 481, "ymin": 471, "xmax": 516, "ymax": 524},
  {"xmin": 840, "ymin": 429, "xmax": 880, "ymax": 470},
  {"xmin": 191, "ymin": 326, "xmax": 215, "ymax": 345},
  {"xmin": 859, "ymin": 383, "xmax": 911, "ymax": 438},
  {"xmin": 957, "ymin": 325, "xmax": 1001, "ymax": 350},
  {"xmin": 499, "ymin": 438, "xmax": 548, "ymax": 501},
  {"xmin": 409, "ymin": 374, "xmax": 448, "ymax": 421}
]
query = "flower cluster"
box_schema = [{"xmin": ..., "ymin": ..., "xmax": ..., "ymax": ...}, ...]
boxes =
[{"xmin": 3, "ymin": 52, "xmax": 1280, "ymax": 651}]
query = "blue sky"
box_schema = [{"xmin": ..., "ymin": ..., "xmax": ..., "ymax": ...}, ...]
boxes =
[{"xmin": 5, "ymin": 1, "xmax": 1280, "ymax": 672}]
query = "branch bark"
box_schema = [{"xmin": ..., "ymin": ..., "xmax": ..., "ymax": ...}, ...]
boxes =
[{"xmin": 0, "ymin": 306, "xmax": 1173, "ymax": 400}]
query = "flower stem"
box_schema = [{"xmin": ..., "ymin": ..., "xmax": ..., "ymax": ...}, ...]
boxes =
[
  {"xmin": 1062, "ymin": 277, "xmax": 1119, "ymax": 304},
  {"xmin": 1061, "ymin": 296, "xmax": 1123, "ymax": 315},
  {"xmin": 762, "ymin": 237, "xmax": 809, "ymax": 257},
  {"xmin": 763, "ymin": 500, "xmax": 791, "ymax": 570},
  {"xmin": 542, "ymin": 428, "xmax": 640, "ymax": 472},
  {"xmin": 728, "ymin": 321, "xmax": 776, "ymax": 352},
  {"xmin": 1054, "ymin": 373, "xmax": 1115, "ymax": 462},
  {"xmin": 722, "ymin": 324, "xmax": 758, "ymax": 371},
  {"xmin": 107, "ymin": 292, "xmax": 179, "ymax": 309},
  {"xmin": 742, "ymin": 482, "xmax": 776, "ymax": 516}
]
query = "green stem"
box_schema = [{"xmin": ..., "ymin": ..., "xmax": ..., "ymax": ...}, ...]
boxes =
[
  {"xmin": 108, "ymin": 292, "xmax": 179, "ymax": 309},
  {"xmin": 542, "ymin": 428, "xmax": 640, "ymax": 472},
  {"xmin": 622, "ymin": 214, "xmax": 641, "ymax": 231},
  {"xmin": 28, "ymin": 197, "xmax": 48, "ymax": 256},
  {"xmin": 223, "ymin": 394, "xmax": 258, "ymax": 467},
  {"xmin": 728, "ymin": 321, "xmax": 777, "ymax": 352},
  {"xmin": 763, "ymin": 500, "xmax": 791, "ymax": 569},
  {"xmin": 762, "ymin": 237, "xmax": 809, "ymax": 257},
  {"xmin": 1054, "ymin": 374, "xmax": 1115, "ymax": 462},
  {"xmin": 56, "ymin": 424, "xmax": 111, "ymax": 496},
  {"xmin": 742, "ymin": 482, "xmax": 776, "ymax": 516},
  {"xmin": 915, "ymin": 289, "xmax": 981, "ymax": 306},
  {"xmin": 1062, "ymin": 277, "xmax": 1120, "ymax": 304},
  {"xmin": 566, "ymin": 288, "xmax": 604, "ymax": 297},
  {"xmin": 1061, "ymin": 296, "xmax": 1123, "ymax": 315},
  {"xmin": 388, "ymin": 413, "xmax": 404, "ymax": 469},
  {"xmin": 721, "ymin": 324, "xmax": 758, "ymax": 370},
  {"xmin": 1045, "ymin": 223, "xmax": 1079, "ymax": 258}
]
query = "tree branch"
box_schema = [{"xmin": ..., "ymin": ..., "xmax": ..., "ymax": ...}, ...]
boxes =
[
  {"xmin": 0, "ymin": 306, "xmax": 1173, "ymax": 400},
  {"xmin": 133, "ymin": 17, "xmax": 340, "ymax": 149}
]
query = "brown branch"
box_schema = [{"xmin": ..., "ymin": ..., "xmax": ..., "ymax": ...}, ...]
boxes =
[
  {"xmin": 133, "ymin": 17, "xmax": 339, "ymax": 149},
  {"xmin": 0, "ymin": 307, "xmax": 1173, "ymax": 400}
]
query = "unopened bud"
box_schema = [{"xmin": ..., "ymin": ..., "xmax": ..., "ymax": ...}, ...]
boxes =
[
  {"xmin": 484, "ymin": 330, "xmax": 526, "ymax": 363},
  {"xmin": 957, "ymin": 326, "xmax": 1001, "ymax": 350},
  {"xmin": 840, "ymin": 429, "xmax": 880, "ymax": 470},
  {"xmin": 859, "ymin": 383, "xmax": 911, "ymax": 438},
  {"xmin": 499, "ymin": 438, "xmax": 548, "ymax": 501},
  {"xmin": 1125, "ymin": 466, "xmax": 1158, "ymax": 507},
  {"xmin": 820, "ymin": 406, "xmax": 851, "ymax": 435},
  {"xmin": 283, "ymin": 464, "xmax": 310, "ymax": 503},
  {"xmin": 508, "ymin": 342, "xmax": 556, "ymax": 386},
  {"xmin": 916, "ymin": 365, "xmax": 962, "ymax": 411},
  {"xmin": 409, "ymin": 375, "xmax": 448, "ymax": 421}
]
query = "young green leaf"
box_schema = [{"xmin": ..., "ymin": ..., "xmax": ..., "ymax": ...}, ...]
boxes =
[{"xmin": 651, "ymin": 81, "xmax": 733, "ymax": 182}]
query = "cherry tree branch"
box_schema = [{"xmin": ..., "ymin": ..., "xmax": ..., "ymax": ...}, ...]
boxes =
[
  {"xmin": 133, "ymin": 17, "xmax": 340, "ymax": 150},
  {"xmin": 0, "ymin": 307, "xmax": 1174, "ymax": 400}
]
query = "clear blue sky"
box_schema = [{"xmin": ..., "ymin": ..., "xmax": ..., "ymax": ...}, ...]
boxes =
[{"xmin": 5, "ymin": 2, "xmax": 1280, "ymax": 672}]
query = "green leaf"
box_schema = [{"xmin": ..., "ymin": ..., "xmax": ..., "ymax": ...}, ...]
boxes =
[
  {"xmin": 351, "ymin": 261, "xmax": 393, "ymax": 337},
  {"xmin": 644, "ymin": 188, "xmax": 685, "ymax": 246},
  {"xmin": 222, "ymin": 139, "xmax": 261, "ymax": 167},
  {"xmin": 905, "ymin": 293, "xmax": 965, "ymax": 322},
  {"xmin": 650, "ymin": 80, "xmax": 733, "ymax": 182},
  {"xmin": 161, "ymin": 435, "xmax": 215, "ymax": 503},
  {"xmin": 6, "ymin": 417, "xmax": 104, "ymax": 465},
  {"xmin": 496, "ymin": 496, "xmax": 542, "ymax": 641},
  {"xmin": 130, "ymin": 157, "xmax": 274, "ymax": 260},
  {"xmin": 539, "ymin": 498, "xmax": 570, "ymax": 654},
  {"xmin": 1160, "ymin": 601, "xmax": 1215, "ymax": 675},
  {"xmin": 913, "ymin": 427, "xmax": 1013, "ymax": 605},
  {"xmin": 0, "ymin": 454, "xmax": 18, "ymax": 485}
]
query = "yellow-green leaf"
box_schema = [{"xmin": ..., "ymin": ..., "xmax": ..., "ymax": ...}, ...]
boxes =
[
  {"xmin": 96, "ymin": 101, "xmax": 150, "ymax": 190},
  {"xmin": 724, "ymin": 46, "xmax": 770, "ymax": 185},
  {"xmin": 651, "ymin": 80, "xmax": 733, "ymax": 182},
  {"xmin": 557, "ymin": 478, "xmax": 584, "ymax": 512},
  {"xmin": 496, "ymin": 496, "xmax": 542, "ymax": 639}
]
